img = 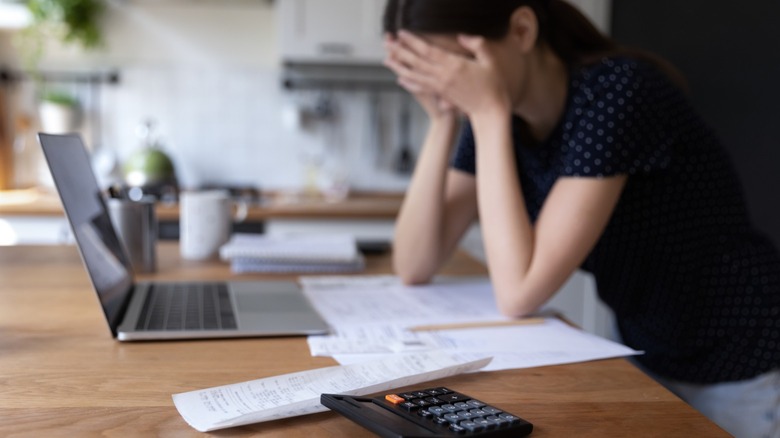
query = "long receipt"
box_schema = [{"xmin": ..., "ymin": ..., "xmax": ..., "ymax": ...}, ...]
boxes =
[{"xmin": 172, "ymin": 352, "xmax": 491, "ymax": 432}]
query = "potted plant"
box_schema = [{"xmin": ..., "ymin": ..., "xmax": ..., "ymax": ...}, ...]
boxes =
[
  {"xmin": 17, "ymin": 0, "xmax": 105, "ymax": 70},
  {"xmin": 38, "ymin": 89, "xmax": 82, "ymax": 133}
]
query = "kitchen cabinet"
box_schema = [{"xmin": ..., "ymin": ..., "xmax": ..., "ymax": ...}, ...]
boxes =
[{"xmin": 277, "ymin": 0, "xmax": 387, "ymax": 65}]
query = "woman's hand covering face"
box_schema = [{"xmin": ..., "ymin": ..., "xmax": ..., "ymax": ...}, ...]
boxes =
[{"xmin": 384, "ymin": 31, "xmax": 512, "ymax": 118}]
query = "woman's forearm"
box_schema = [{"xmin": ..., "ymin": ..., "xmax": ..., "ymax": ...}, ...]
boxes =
[
  {"xmin": 393, "ymin": 118, "xmax": 460, "ymax": 283},
  {"xmin": 471, "ymin": 113, "xmax": 539, "ymax": 315}
]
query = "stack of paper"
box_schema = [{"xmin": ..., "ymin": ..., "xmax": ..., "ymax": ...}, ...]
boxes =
[
  {"xmin": 301, "ymin": 276, "xmax": 642, "ymax": 372},
  {"xmin": 219, "ymin": 233, "xmax": 365, "ymax": 273},
  {"xmin": 173, "ymin": 352, "xmax": 491, "ymax": 432}
]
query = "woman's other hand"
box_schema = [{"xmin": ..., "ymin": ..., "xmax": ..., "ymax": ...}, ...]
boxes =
[
  {"xmin": 384, "ymin": 34, "xmax": 457, "ymax": 123},
  {"xmin": 386, "ymin": 31, "xmax": 512, "ymax": 119}
]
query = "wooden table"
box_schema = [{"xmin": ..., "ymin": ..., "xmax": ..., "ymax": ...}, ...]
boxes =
[{"xmin": 0, "ymin": 243, "xmax": 727, "ymax": 437}]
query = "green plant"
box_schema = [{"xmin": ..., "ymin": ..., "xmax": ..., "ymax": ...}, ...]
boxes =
[
  {"xmin": 27, "ymin": 0, "xmax": 104, "ymax": 49},
  {"xmin": 17, "ymin": 0, "xmax": 105, "ymax": 70},
  {"xmin": 41, "ymin": 89, "xmax": 79, "ymax": 106}
]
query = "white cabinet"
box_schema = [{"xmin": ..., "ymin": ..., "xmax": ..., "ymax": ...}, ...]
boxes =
[{"xmin": 277, "ymin": 0, "xmax": 387, "ymax": 65}]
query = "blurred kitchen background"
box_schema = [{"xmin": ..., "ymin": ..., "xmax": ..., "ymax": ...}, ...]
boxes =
[
  {"xmin": 0, "ymin": 0, "xmax": 610, "ymax": 195},
  {"xmin": 1, "ymin": 0, "xmax": 778, "ymax": 338}
]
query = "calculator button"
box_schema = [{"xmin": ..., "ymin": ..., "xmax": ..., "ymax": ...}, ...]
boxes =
[
  {"xmin": 433, "ymin": 416, "xmax": 450, "ymax": 426},
  {"xmin": 385, "ymin": 394, "xmax": 405, "ymax": 405},
  {"xmin": 449, "ymin": 423, "xmax": 467, "ymax": 434},
  {"xmin": 400, "ymin": 393, "xmax": 418, "ymax": 400},
  {"xmin": 483, "ymin": 416, "xmax": 502, "ymax": 427},
  {"xmin": 482, "ymin": 406, "xmax": 502, "ymax": 415},
  {"xmin": 426, "ymin": 388, "xmax": 445, "ymax": 396},
  {"xmin": 413, "ymin": 399, "xmax": 432, "ymax": 407},
  {"xmin": 441, "ymin": 404, "xmax": 459, "ymax": 413},
  {"xmin": 412, "ymin": 391, "xmax": 429, "ymax": 398},
  {"xmin": 453, "ymin": 402, "xmax": 470, "ymax": 410},
  {"xmin": 498, "ymin": 413, "xmax": 521, "ymax": 425},
  {"xmin": 418, "ymin": 409, "xmax": 433, "ymax": 418},
  {"xmin": 399, "ymin": 402, "xmax": 419, "ymax": 411},
  {"xmin": 473, "ymin": 417, "xmax": 494, "ymax": 429},
  {"xmin": 427, "ymin": 406, "xmax": 446, "ymax": 416},
  {"xmin": 469, "ymin": 408, "xmax": 487, "ymax": 416},
  {"xmin": 487, "ymin": 415, "xmax": 509, "ymax": 427},
  {"xmin": 459, "ymin": 420, "xmax": 485, "ymax": 432},
  {"xmin": 442, "ymin": 413, "xmax": 460, "ymax": 423},
  {"xmin": 438, "ymin": 393, "xmax": 470, "ymax": 403},
  {"xmin": 457, "ymin": 411, "xmax": 476, "ymax": 420},
  {"xmin": 435, "ymin": 387, "xmax": 454, "ymax": 394},
  {"xmin": 467, "ymin": 399, "xmax": 486, "ymax": 408},
  {"xmin": 425, "ymin": 397, "xmax": 442, "ymax": 404}
]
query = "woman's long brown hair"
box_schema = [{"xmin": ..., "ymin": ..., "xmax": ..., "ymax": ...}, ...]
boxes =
[{"xmin": 384, "ymin": 0, "xmax": 686, "ymax": 89}]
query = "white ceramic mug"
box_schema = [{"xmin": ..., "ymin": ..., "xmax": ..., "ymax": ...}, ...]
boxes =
[{"xmin": 179, "ymin": 190, "xmax": 233, "ymax": 260}]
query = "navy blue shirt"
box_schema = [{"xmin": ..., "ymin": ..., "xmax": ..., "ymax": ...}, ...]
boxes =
[{"xmin": 452, "ymin": 56, "xmax": 780, "ymax": 384}]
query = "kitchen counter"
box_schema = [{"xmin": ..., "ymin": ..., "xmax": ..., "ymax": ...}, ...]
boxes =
[
  {"xmin": 0, "ymin": 188, "xmax": 65, "ymax": 217},
  {"xmin": 0, "ymin": 188, "xmax": 403, "ymax": 220}
]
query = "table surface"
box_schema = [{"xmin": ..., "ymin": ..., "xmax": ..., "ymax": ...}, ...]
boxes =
[{"xmin": 0, "ymin": 243, "xmax": 727, "ymax": 437}]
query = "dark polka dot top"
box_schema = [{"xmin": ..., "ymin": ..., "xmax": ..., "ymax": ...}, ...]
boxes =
[{"xmin": 452, "ymin": 56, "xmax": 780, "ymax": 384}]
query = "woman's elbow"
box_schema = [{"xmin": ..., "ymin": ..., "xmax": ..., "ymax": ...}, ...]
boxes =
[
  {"xmin": 393, "ymin": 254, "xmax": 436, "ymax": 286},
  {"xmin": 395, "ymin": 266, "xmax": 434, "ymax": 286},
  {"xmin": 495, "ymin": 289, "xmax": 543, "ymax": 318}
]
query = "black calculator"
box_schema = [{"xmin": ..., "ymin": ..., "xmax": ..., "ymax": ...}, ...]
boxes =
[{"xmin": 321, "ymin": 387, "xmax": 533, "ymax": 437}]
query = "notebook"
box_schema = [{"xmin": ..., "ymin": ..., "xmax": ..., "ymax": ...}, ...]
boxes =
[
  {"xmin": 220, "ymin": 233, "xmax": 365, "ymax": 273},
  {"xmin": 39, "ymin": 133, "xmax": 330, "ymax": 341}
]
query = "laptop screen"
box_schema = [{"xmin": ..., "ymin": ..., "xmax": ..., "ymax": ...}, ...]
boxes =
[{"xmin": 39, "ymin": 133, "xmax": 135, "ymax": 335}]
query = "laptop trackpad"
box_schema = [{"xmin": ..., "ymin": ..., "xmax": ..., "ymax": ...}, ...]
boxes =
[
  {"xmin": 231, "ymin": 283, "xmax": 327, "ymax": 333},
  {"xmin": 235, "ymin": 291, "xmax": 309, "ymax": 313}
]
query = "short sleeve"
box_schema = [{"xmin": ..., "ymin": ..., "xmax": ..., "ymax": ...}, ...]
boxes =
[
  {"xmin": 559, "ymin": 59, "xmax": 680, "ymax": 177},
  {"xmin": 451, "ymin": 121, "xmax": 476, "ymax": 174}
]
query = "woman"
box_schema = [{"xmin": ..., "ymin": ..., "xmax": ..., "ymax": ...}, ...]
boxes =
[{"xmin": 383, "ymin": 0, "xmax": 780, "ymax": 436}]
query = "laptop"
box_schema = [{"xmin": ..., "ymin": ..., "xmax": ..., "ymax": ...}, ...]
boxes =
[{"xmin": 39, "ymin": 133, "xmax": 330, "ymax": 341}]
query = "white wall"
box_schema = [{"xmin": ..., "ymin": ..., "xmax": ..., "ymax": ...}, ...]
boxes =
[
  {"xmin": 1, "ymin": 0, "xmax": 611, "ymax": 192},
  {"xmin": 2, "ymin": 0, "xmax": 419, "ymax": 192}
]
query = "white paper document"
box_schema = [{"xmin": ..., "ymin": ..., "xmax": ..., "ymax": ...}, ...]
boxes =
[
  {"xmin": 301, "ymin": 276, "xmax": 641, "ymax": 371},
  {"xmin": 308, "ymin": 325, "xmax": 440, "ymax": 356},
  {"xmin": 324, "ymin": 319, "xmax": 641, "ymax": 371},
  {"xmin": 300, "ymin": 276, "xmax": 512, "ymax": 328},
  {"xmin": 172, "ymin": 352, "xmax": 491, "ymax": 432}
]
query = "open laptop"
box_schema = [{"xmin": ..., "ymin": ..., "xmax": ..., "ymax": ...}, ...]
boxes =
[{"xmin": 39, "ymin": 133, "xmax": 330, "ymax": 341}]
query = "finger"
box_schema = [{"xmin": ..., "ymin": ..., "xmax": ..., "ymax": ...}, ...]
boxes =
[
  {"xmin": 397, "ymin": 77, "xmax": 428, "ymax": 95},
  {"xmin": 388, "ymin": 41, "xmax": 439, "ymax": 76},
  {"xmin": 398, "ymin": 30, "xmax": 449, "ymax": 63},
  {"xmin": 383, "ymin": 57, "xmax": 419, "ymax": 80},
  {"xmin": 457, "ymin": 34, "xmax": 489, "ymax": 62},
  {"xmin": 384, "ymin": 57, "xmax": 441, "ymax": 92},
  {"xmin": 384, "ymin": 48, "xmax": 443, "ymax": 88}
]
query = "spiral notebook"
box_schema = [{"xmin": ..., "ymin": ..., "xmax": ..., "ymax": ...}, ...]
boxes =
[{"xmin": 220, "ymin": 233, "xmax": 365, "ymax": 273}]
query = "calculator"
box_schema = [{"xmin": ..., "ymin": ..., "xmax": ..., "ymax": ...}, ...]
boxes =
[{"xmin": 321, "ymin": 387, "xmax": 533, "ymax": 437}]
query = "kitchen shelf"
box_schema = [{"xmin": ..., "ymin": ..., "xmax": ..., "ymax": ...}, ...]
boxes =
[
  {"xmin": 281, "ymin": 62, "xmax": 398, "ymax": 91},
  {"xmin": 0, "ymin": 68, "xmax": 121, "ymax": 86}
]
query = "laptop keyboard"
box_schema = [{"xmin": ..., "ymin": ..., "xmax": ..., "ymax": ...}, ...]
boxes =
[{"xmin": 135, "ymin": 283, "xmax": 238, "ymax": 331}]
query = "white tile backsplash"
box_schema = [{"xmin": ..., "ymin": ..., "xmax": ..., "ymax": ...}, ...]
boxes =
[
  {"xmin": 81, "ymin": 64, "xmax": 419, "ymax": 191},
  {"xmin": 2, "ymin": 0, "xmax": 421, "ymax": 192}
]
